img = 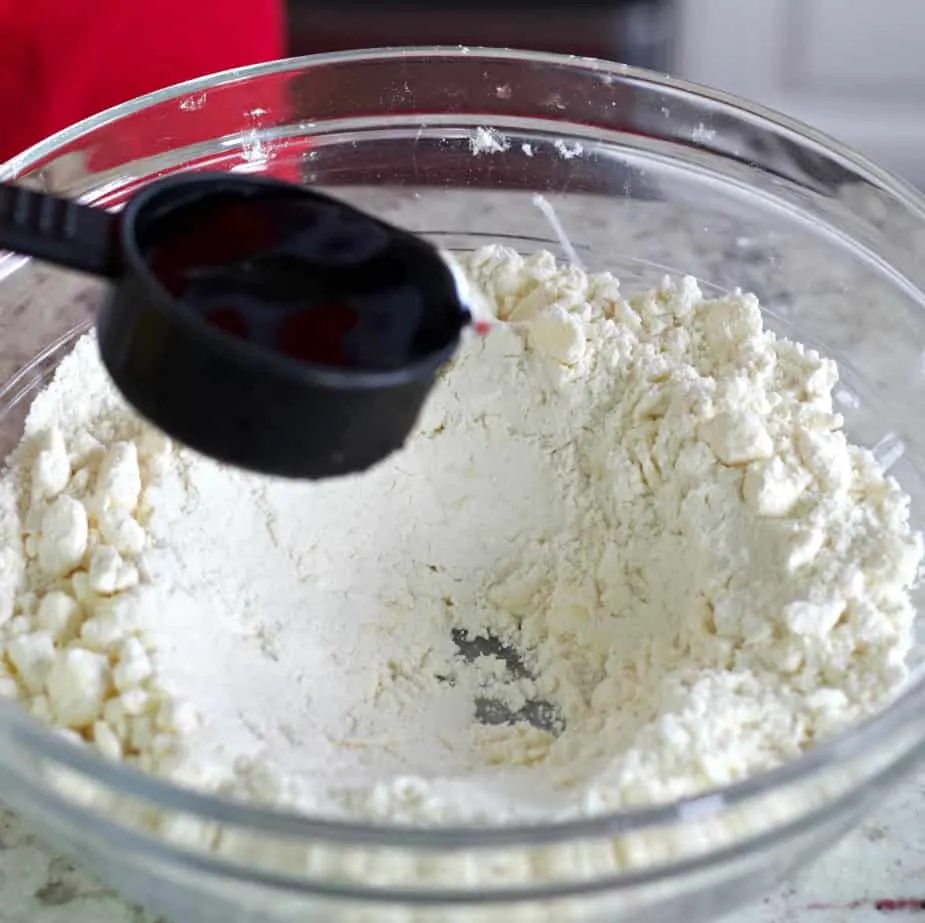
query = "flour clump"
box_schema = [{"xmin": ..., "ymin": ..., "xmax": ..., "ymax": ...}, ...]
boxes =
[{"xmin": 0, "ymin": 245, "xmax": 920, "ymax": 825}]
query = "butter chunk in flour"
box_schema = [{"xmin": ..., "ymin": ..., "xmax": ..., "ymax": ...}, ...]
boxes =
[{"xmin": 0, "ymin": 245, "xmax": 920, "ymax": 829}]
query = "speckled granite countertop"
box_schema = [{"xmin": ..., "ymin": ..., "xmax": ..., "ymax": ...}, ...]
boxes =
[{"xmin": 0, "ymin": 189, "xmax": 923, "ymax": 922}]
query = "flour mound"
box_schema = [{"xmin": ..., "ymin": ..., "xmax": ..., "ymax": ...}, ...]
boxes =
[{"xmin": 0, "ymin": 245, "xmax": 920, "ymax": 824}]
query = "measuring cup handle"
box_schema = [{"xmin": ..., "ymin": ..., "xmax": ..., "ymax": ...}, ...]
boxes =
[{"xmin": 0, "ymin": 182, "xmax": 123, "ymax": 278}]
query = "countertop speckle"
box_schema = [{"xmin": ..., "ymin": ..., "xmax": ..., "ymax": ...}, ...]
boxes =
[{"xmin": 0, "ymin": 806, "xmax": 161, "ymax": 923}]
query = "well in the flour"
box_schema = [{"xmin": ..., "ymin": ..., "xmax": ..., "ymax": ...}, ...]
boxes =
[{"xmin": 0, "ymin": 244, "xmax": 920, "ymax": 829}]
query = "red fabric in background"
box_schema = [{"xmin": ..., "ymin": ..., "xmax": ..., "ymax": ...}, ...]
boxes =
[{"xmin": 0, "ymin": 0, "xmax": 285, "ymax": 164}]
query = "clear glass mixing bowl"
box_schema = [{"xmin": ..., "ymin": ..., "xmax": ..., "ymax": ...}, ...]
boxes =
[{"xmin": 1, "ymin": 47, "xmax": 924, "ymax": 923}]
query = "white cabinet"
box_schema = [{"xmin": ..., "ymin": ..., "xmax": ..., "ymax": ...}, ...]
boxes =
[
  {"xmin": 674, "ymin": 0, "xmax": 925, "ymax": 186},
  {"xmin": 799, "ymin": 0, "xmax": 925, "ymax": 94}
]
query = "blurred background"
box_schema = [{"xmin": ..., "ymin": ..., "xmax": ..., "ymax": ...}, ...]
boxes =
[{"xmin": 288, "ymin": 0, "xmax": 925, "ymax": 188}]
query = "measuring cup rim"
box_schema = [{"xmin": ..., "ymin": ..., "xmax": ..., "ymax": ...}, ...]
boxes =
[{"xmin": 118, "ymin": 171, "xmax": 464, "ymax": 389}]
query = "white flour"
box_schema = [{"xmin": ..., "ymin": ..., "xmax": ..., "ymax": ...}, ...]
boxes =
[{"xmin": 0, "ymin": 245, "xmax": 921, "ymax": 828}]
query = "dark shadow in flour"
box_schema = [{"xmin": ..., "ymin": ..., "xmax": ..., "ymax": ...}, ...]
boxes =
[{"xmin": 441, "ymin": 628, "xmax": 564, "ymax": 734}]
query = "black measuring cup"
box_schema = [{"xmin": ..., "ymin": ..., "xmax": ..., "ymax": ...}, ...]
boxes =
[{"xmin": 0, "ymin": 174, "xmax": 473, "ymax": 478}]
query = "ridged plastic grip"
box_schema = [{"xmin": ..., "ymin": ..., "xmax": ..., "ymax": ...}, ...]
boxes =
[{"xmin": 0, "ymin": 182, "xmax": 121, "ymax": 278}]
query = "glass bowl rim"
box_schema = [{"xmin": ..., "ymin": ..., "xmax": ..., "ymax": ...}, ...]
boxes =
[{"xmin": 1, "ymin": 45, "xmax": 924, "ymax": 854}]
